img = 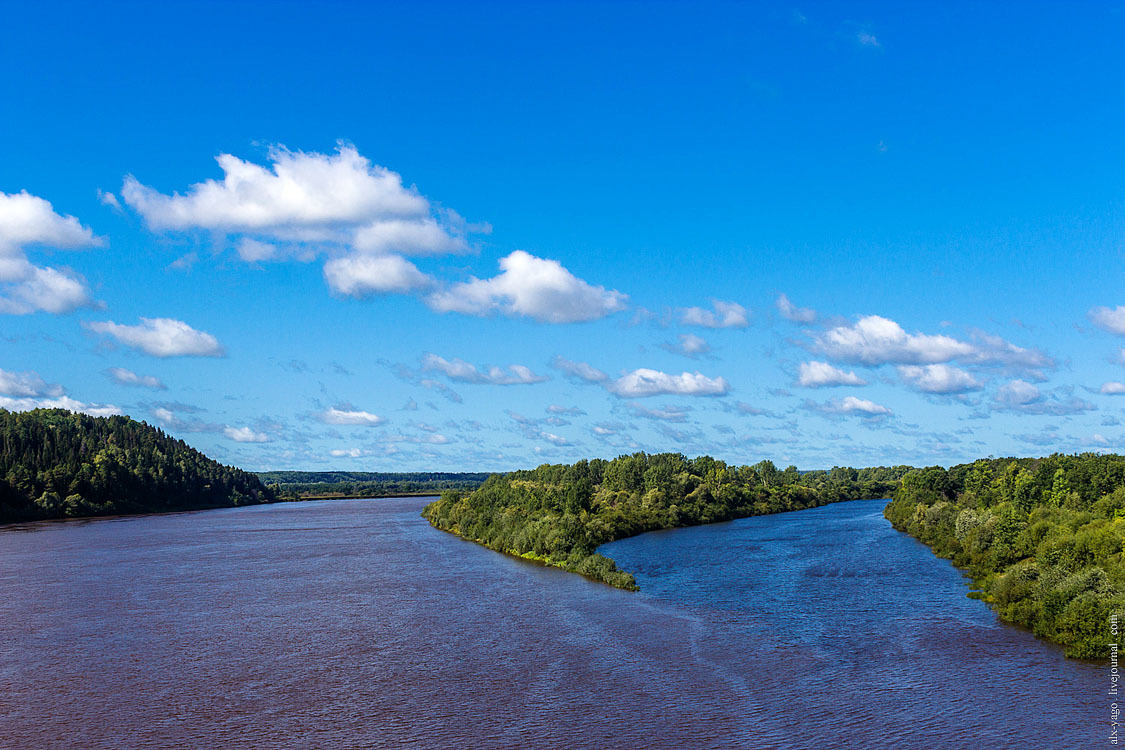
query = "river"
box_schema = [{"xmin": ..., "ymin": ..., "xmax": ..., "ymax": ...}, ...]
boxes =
[{"xmin": 0, "ymin": 497, "xmax": 1102, "ymax": 748}]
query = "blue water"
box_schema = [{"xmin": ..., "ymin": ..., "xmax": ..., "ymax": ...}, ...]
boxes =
[{"xmin": 0, "ymin": 497, "xmax": 1104, "ymax": 748}]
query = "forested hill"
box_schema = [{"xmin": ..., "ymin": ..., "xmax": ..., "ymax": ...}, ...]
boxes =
[
  {"xmin": 885, "ymin": 454, "xmax": 1125, "ymax": 659},
  {"xmin": 423, "ymin": 453, "xmax": 912, "ymax": 589},
  {"xmin": 257, "ymin": 471, "xmax": 490, "ymax": 498},
  {"xmin": 0, "ymin": 409, "xmax": 276, "ymax": 524}
]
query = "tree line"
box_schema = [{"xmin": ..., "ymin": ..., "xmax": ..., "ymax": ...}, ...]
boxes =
[
  {"xmin": 884, "ymin": 453, "xmax": 1125, "ymax": 658},
  {"xmin": 423, "ymin": 452, "xmax": 911, "ymax": 590},
  {"xmin": 257, "ymin": 470, "xmax": 490, "ymax": 498}
]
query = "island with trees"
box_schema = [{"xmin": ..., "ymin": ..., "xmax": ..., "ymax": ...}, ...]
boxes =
[
  {"xmin": 422, "ymin": 452, "xmax": 912, "ymax": 590},
  {"xmin": 885, "ymin": 453, "xmax": 1125, "ymax": 658},
  {"xmin": 0, "ymin": 408, "xmax": 277, "ymax": 524}
]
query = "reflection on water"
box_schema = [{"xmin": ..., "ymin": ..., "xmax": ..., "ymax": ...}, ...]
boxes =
[{"xmin": 0, "ymin": 498, "xmax": 1101, "ymax": 748}]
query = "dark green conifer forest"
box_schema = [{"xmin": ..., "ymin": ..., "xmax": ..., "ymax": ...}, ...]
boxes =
[{"xmin": 0, "ymin": 409, "xmax": 276, "ymax": 523}]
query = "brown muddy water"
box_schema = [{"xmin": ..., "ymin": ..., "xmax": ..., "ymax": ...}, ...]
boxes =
[{"xmin": 0, "ymin": 497, "xmax": 1103, "ymax": 748}]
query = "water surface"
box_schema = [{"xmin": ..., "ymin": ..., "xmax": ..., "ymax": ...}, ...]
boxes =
[{"xmin": 0, "ymin": 498, "xmax": 1102, "ymax": 748}]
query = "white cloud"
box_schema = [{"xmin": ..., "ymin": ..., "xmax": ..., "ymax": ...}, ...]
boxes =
[
  {"xmin": 797, "ymin": 361, "xmax": 867, "ymax": 388},
  {"xmin": 812, "ymin": 396, "xmax": 892, "ymax": 418},
  {"xmin": 323, "ymin": 253, "xmax": 433, "ymax": 296},
  {"xmin": 671, "ymin": 333, "xmax": 711, "ymax": 357},
  {"xmin": 0, "ymin": 394, "xmax": 121, "ymax": 418},
  {"xmin": 678, "ymin": 300, "xmax": 749, "ymax": 328},
  {"xmin": 995, "ymin": 379, "xmax": 1042, "ymax": 407},
  {"xmin": 628, "ymin": 404, "xmax": 691, "ymax": 422},
  {"xmin": 897, "ymin": 364, "xmax": 982, "ymax": 394},
  {"xmin": 0, "ymin": 191, "xmax": 103, "ymax": 314},
  {"xmin": 84, "ymin": 317, "xmax": 225, "ymax": 357},
  {"xmin": 1090, "ymin": 306, "xmax": 1125, "ymax": 335},
  {"xmin": 0, "ymin": 368, "xmax": 63, "ymax": 398},
  {"xmin": 123, "ymin": 144, "xmax": 430, "ymax": 237},
  {"xmin": 224, "ymin": 426, "xmax": 270, "ymax": 443},
  {"xmin": 0, "ymin": 191, "xmax": 101, "ymax": 252},
  {"xmin": 0, "ymin": 367, "xmax": 117, "ymax": 416},
  {"xmin": 106, "ymin": 367, "xmax": 166, "ymax": 390},
  {"xmin": 97, "ymin": 189, "xmax": 121, "ymax": 210},
  {"xmin": 993, "ymin": 379, "xmax": 1096, "ymax": 416},
  {"xmin": 318, "ymin": 407, "xmax": 385, "ymax": 426},
  {"xmin": 776, "ymin": 293, "xmax": 816, "ymax": 323},
  {"xmin": 547, "ymin": 404, "xmax": 586, "ymax": 416},
  {"xmin": 607, "ymin": 368, "xmax": 730, "ymax": 398},
  {"xmin": 422, "ymin": 353, "xmax": 548, "ymax": 385},
  {"xmin": 815, "ymin": 315, "xmax": 973, "ymax": 365},
  {"xmin": 550, "ymin": 355, "xmax": 608, "ymax": 383},
  {"xmin": 236, "ymin": 237, "xmax": 278, "ymax": 262},
  {"xmin": 1101, "ymin": 382, "xmax": 1125, "ymax": 395},
  {"xmin": 330, "ymin": 448, "xmax": 373, "ymax": 458},
  {"xmin": 122, "ymin": 144, "xmax": 477, "ymax": 301},
  {"xmin": 427, "ymin": 250, "xmax": 626, "ymax": 323}
]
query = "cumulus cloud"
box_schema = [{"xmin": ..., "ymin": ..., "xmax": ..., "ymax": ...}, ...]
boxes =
[
  {"xmin": 797, "ymin": 361, "xmax": 867, "ymax": 388},
  {"xmin": 897, "ymin": 364, "xmax": 982, "ymax": 394},
  {"xmin": 993, "ymin": 379, "xmax": 1096, "ymax": 416},
  {"xmin": 814, "ymin": 315, "xmax": 973, "ymax": 365},
  {"xmin": 1100, "ymin": 382, "xmax": 1125, "ymax": 395},
  {"xmin": 0, "ymin": 190, "xmax": 103, "ymax": 314},
  {"xmin": 224, "ymin": 426, "xmax": 270, "ymax": 443},
  {"xmin": 84, "ymin": 317, "xmax": 225, "ymax": 357},
  {"xmin": 550, "ymin": 356, "xmax": 608, "ymax": 383},
  {"xmin": 808, "ymin": 396, "xmax": 892, "ymax": 419},
  {"xmin": 323, "ymin": 254, "xmax": 432, "ymax": 296},
  {"xmin": 678, "ymin": 300, "xmax": 749, "ymax": 329},
  {"xmin": 427, "ymin": 250, "xmax": 626, "ymax": 323},
  {"xmin": 122, "ymin": 143, "xmax": 477, "ymax": 300},
  {"xmin": 124, "ymin": 144, "xmax": 431, "ymax": 238},
  {"xmin": 317, "ymin": 407, "xmax": 385, "ymax": 426},
  {"xmin": 607, "ymin": 369, "xmax": 730, "ymax": 398},
  {"xmin": 422, "ymin": 353, "xmax": 549, "ymax": 385},
  {"xmin": 106, "ymin": 367, "xmax": 166, "ymax": 390},
  {"xmin": 813, "ymin": 315, "xmax": 1051, "ymax": 373},
  {"xmin": 0, "ymin": 367, "xmax": 117, "ymax": 416},
  {"xmin": 776, "ymin": 293, "xmax": 816, "ymax": 323},
  {"xmin": 1090, "ymin": 306, "xmax": 1125, "ymax": 335}
]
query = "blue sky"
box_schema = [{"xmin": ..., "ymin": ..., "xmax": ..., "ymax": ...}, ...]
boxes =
[{"xmin": 2, "ymin": 1, "xmax": 1124, "ymax": 471}]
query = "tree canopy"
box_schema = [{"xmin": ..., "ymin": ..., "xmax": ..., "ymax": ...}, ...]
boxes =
[
  {"xmin": 423, "ymin": 452, "xmax": 911, "ymax": 589},
  {"xmin": 0, "ymin": 408, "xmax": 276, "ymax": 523},
  {"xmin": 885, "ymin": 453, "xmax": 1125, "ymax": 658}
]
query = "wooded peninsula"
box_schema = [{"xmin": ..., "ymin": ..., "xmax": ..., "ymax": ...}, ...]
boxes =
[{"xmin": 422, "ymin": 453, "xmax": 911, "ymax": 589}]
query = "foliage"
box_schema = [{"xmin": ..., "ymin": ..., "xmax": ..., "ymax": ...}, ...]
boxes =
[
  {"xmin": 423, "ymin": 453, "xmax": 910, "ymax": 590},
  {"xmin": 256, "ymin": 470, "xmax": 490, "ymax": 498},
  {"xmin": 0, "ymin": 409, "xmax": 276, "ymax": 523},
  {"xmin": 885, "ymin": 453, "xmax": 1125, "ymax": 659}
]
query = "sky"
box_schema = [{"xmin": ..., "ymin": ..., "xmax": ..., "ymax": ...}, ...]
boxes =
[{"xmin": 1, "ymin": 1, "xmax": 1124, "ymax": 472}]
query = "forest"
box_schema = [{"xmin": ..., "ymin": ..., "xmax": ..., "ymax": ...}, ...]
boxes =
[
  {"xmin": 257, "ymin": 470, "xmax": 489, "ymax": 498},
  {"xmin": 423, "ymin": 452, "xmax": 912, "ymax": 589},
  {"xmin": 0, "ymin": 409, "xmax": 276, "ymax": 523},
  {"xmin": 884, "ymin": 453, "xmax": 1125, "ymax": 658}
]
